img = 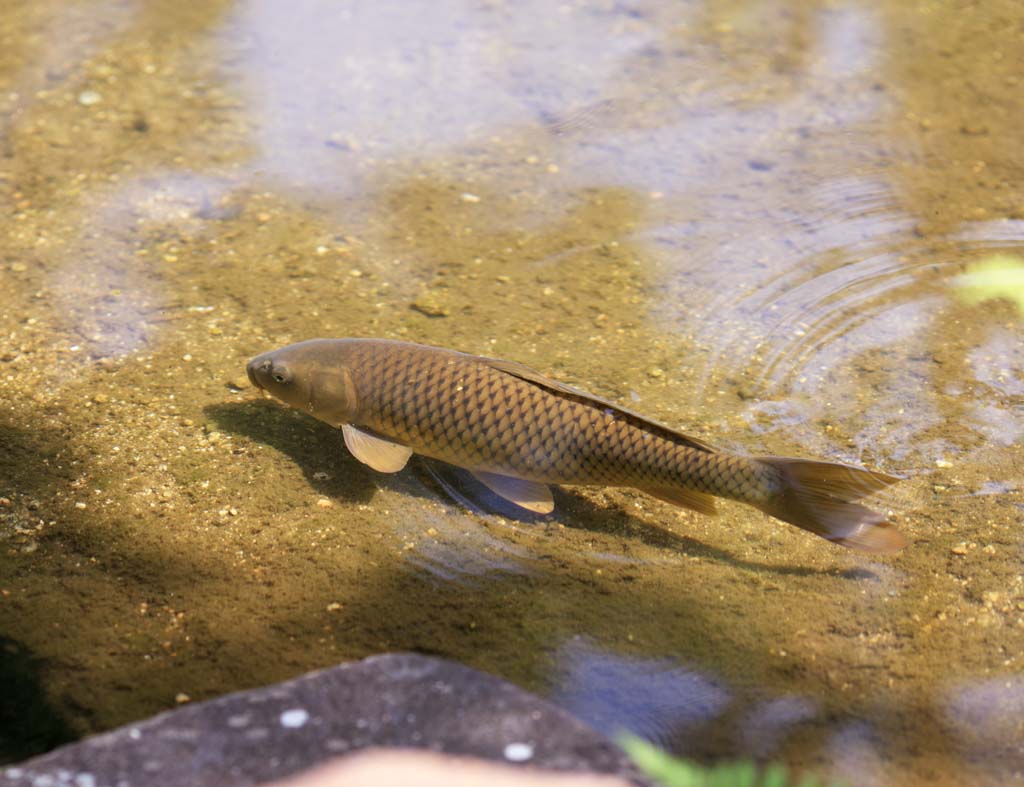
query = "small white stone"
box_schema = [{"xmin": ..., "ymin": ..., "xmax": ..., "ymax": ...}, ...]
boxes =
[
  {"xmin": 280, "ymin": 708, "xmax": 310, "ymax": 728},
  {"xmin": 460, "ymin": 192, "xmax": 481, "ymax": 203},
  {"xmin": 503, "ymin": 742, "xmax": 534, "ymax": 762},
  {"xmin": 78, "ymin": 90, "xmax": 102, "ymax": 106}
]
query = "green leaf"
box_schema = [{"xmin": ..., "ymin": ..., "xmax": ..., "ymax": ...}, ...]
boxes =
[
  {"xmin": 951, "ymin": 254, "xmax": 1024, "ymax": 312},
  {"xmin": 618, "ymin": 734, "xmax": 704, "ymax": 787},
  {"xmin": 617, "ymin": 732, "xmax": 847, "ymax": 787}
]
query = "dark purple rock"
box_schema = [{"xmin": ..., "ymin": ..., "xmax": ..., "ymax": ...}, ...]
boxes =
[{"xmin": 1, "ymin": 653, "xmax": 645, "ymax": 786}]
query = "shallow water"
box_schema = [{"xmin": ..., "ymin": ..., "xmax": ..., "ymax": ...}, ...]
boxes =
[{"xmin": 1, "ymin": 0, "xmax": 1023, "ymax": 782}]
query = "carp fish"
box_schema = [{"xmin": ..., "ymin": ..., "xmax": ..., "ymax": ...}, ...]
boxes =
[{"xmin": 246, "ymin": 338, "xmax": 905, "ymax": 553}]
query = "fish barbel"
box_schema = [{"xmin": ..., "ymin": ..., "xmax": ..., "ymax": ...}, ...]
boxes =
[{"xmin": 246, "ymin": 338, "xmax": 906, "ymax": 553}]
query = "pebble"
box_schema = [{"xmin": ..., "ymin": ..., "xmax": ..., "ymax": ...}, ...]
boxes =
[
  {"xmin": 326, "ymin": 602, "xmax": 342, "ymax": 612},
  {"xmin": 411, "ymin": 291, "xmax": 450, "ymax": 318},
  {"xmin": 175, "ymin": 693, "xmax": 190, "ymax": 704},
  {"xmin": 316, "ymin": 498, "xmax": 333, "ymax": 508},
  {"xmin": 460, "ymin": 192, "xmax": 481, "ymax": 203},
  {"xmin": 78, "ymin": 90, "xmax": 102, "ymax": 106},
  {"xmin": 951, "ymin": 542, "xmax": 969, "ymax": 555}
]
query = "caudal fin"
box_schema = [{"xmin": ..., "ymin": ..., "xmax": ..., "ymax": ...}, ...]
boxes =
[{"xmin": 754, "ymin": 457, "xmax": 906, "ymax": 553}]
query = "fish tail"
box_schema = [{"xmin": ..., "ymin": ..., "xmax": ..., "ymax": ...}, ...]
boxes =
[{"xmin": 752, "ymin": 457, "xmax": 906, "ymax": 553}]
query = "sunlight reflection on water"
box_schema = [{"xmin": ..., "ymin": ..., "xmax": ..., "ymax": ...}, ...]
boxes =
[
  {"xmin": 222, "ymin": 0, "xmax": 650, "ymax": 188},
  {"xmin": 51, "ymin": 174, "xmax": 233, "ymax": 364},
  {"xmin": 550, "ymin": 635, "xmax": 730, "ymax": 748},
  {"xmin": 945, "ymin": 675, "xmax": 1024, "ymax": 760},
  {"xmin": 396, "ymin": 508, "xmax": 535, "ymax": 583},
  {"xmin": 739, "ymin": 695, "xmax": 819, "ymax": 759},
  {"xmin": 828, "ymin": 720, "xmax": 886, "ymax": 787}
]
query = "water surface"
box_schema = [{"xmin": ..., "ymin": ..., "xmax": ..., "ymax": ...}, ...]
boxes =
[{"xmin": 1, "ymin": 0, "xmax": 1023, "ymax": 783}]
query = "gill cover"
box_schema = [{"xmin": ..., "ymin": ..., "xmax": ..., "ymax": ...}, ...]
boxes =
[{"xmin": 306, "ymin": 367, "xmax": 359, "ymax": 426}]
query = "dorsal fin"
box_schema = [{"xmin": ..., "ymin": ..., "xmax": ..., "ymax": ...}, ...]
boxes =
[{"xmin": 481, "ymin": 356, "xmax": 718, "ymax": 454}]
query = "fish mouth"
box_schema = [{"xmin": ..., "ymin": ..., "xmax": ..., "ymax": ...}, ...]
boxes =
[{"xmin": 246, "ymin": 358, "xmax": 263, "ymax": 390}]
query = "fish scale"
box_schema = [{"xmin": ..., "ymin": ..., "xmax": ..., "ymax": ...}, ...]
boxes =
[
  {"xmin": 247, "ymin": 338, "xmax": 906, "ymax": 553},
  {"xmin": 343, "ymin": 340, "xmax": 771, "ymax": 499}
]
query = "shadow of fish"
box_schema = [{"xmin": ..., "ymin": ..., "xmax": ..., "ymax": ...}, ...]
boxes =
[{"xmin": 246, "ymin": 339, "xmax": 906, "ymax": 553}]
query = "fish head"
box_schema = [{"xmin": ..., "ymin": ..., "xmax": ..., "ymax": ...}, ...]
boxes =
[{"xmin": 246, "ymin": 340, "xmax": 359, "ymax": 426}]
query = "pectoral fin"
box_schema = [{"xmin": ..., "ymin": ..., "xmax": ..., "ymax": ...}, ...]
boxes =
[
  {"xmin": 470, "ymin": 471, "xmax": 554, "ymax": 514},
  {"xmin": 641, "ymin": 486, "xmax": 717, "ymax": 515},
  {"xmin": 342, "ymin": 425, "xmax": 413, "ymax": 473}
]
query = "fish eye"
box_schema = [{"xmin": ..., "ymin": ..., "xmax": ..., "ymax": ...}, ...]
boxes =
[{"xmin": 271, "ymin": 364, "xmax": 291, "ymax": 384}]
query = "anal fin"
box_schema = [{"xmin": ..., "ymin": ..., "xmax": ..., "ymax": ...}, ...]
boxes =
[
  {"xmin": 470, "ymin": 471, "xmax": 554, "ymax": 514},
  {"xmin": 342, "ymin": 424, "xmax": 413, "ymax": 473},
  {"xmin": 641, "ymin": 486, "xmax": 717, "ymax": 515}
]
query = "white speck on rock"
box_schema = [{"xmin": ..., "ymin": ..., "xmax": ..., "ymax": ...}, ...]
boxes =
[
  {"xmin": 503, "ymin": 742, "xmax": 534, "ymax": 762},
  {"xmin": 280, "ymin": 708, "xmax": 310, "ymax": 728},
  {"xmin": 78, "ymin": 90, "xmax": 102, "ymax": 106},
  {"xmin": 75, "ymin": 773, "xmax": 97, "ymax": 787},
  {"xmin": 227, "ymin": 713, "xmax": 251, "ymax": 728},
  {"xmin": 128, "ymin": 728, "xmax": 142, "ymax": 740}
]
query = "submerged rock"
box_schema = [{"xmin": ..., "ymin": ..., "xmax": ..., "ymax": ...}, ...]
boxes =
[{"xmin": 0, "ymin": 653, "xmax": 643, "ymax": 787}]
